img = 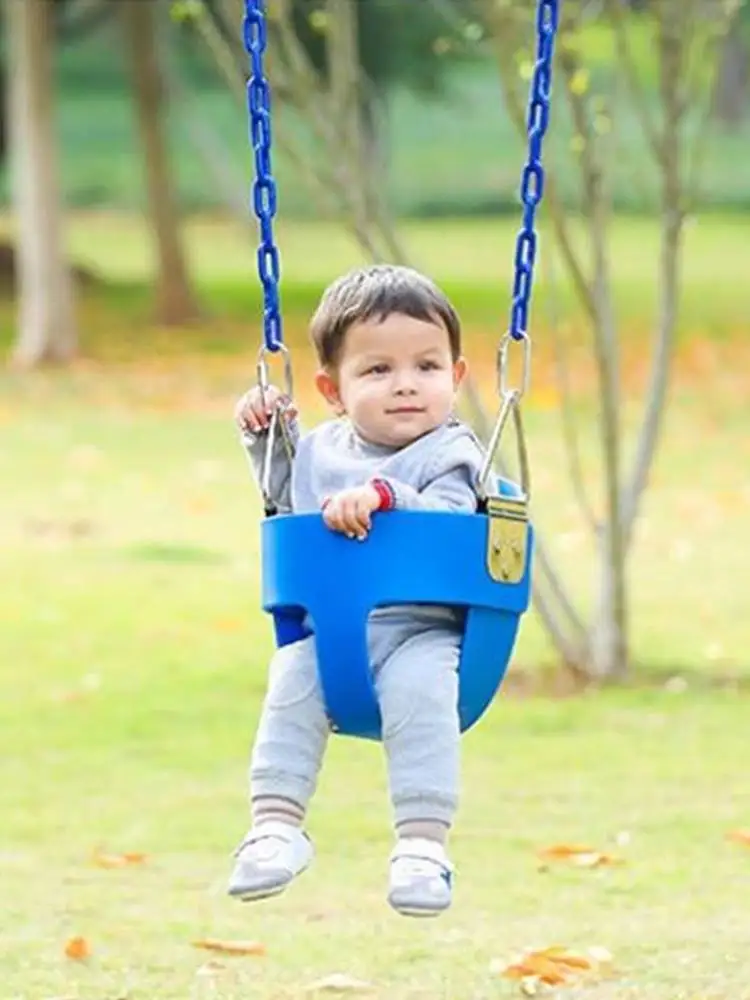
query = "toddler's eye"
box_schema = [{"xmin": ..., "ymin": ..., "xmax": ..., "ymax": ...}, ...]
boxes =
[
  {"xmin": 365, "ymin": 363, "xmax": 389, "ymax": 375},
  {"xmin": 418, "ymin": 360, "xmax": 440, "ymax": 371}
]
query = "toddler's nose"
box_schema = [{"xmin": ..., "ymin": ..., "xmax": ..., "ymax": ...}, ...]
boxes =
[{"xmin": 393, "ymin": 374, "xmax": 417, "ymax": 395}]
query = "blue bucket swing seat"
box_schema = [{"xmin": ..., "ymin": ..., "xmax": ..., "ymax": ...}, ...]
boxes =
[{"xmin": 242, "ymin": 0, "xmax": 559, "ymax": 741}]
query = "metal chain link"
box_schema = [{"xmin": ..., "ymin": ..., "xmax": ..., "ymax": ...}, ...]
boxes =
[
  {"xmin": 481, "ymin": 0, "xmax": 559, "ymax": 501},
  {"xmin": 243, "ymin": 0, "xmax": 284, "ymax": 356},
  {"xmin": 500, "ymin": 0, "xmax": 559, "ymax": 401},
  {"xmin": 243, "ymin": 0, "xmax": 295, "ymax": 513}
]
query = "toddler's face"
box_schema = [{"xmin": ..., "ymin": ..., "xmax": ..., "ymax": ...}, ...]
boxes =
[{"xmin": 316, "ymin": 313, "xmax": 466, "ymax": 448}]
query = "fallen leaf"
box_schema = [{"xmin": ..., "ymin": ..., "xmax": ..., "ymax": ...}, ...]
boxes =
[
  {"xmin": 191, "ymin": 938, "xmax": 266, "ymax": 957},
  {"xmin": 92, "ymin": 849, "xmax": 147, "ymax": 869},
  {"xmin": 727, "ymin": 829, "xmax": 750, "ymax": 847},
  {"xmin": 539, "ymin": 946, "xmax": 594, "ymax": 970},
  {"xmin": 504, "ymin": 960, "xmax": 568, "ymax": 987},
  {"xmin": 64, "ymin": 936, "xmax": 91, "ymax": 961},
  {"xmin": 305, "ymin": 973, "xmax": 374, "ymax": 993},
  {"xmin": 497, "ymin": 946, "xmax": 613, "ymax": 989},
  {"xmin": 537, "ymin": 843, "xmax": 595, "ymax": 860},
  {"xmin": 537, "ymin": 843, "xmax": 624, "ymax": 869}
]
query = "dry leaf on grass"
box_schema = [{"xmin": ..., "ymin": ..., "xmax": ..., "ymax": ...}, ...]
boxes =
[
  {"xmin": 305, "ymin": 973, "xmax": 374, "ymax": 993},
  {"xmin": 537, "ymin": 843, "xmax": 624, "ymax": 869},
  {"xmin": 727, "ymin": 829, "xmax": 750, "ymax": 847},
  {"xmin": 497, "ymin": 945, "xmax": 614, "ymax": 991},
  {"xmin": 64, "ymin": 936, "xmax": 91, "ymax": 961},
  {"xmin": 91, "ymin": 849, "xmax": 147, "ymax": 869},
  {"xmin": 192, "ymin": 938, "xmax": 266, "ymax": 957}
]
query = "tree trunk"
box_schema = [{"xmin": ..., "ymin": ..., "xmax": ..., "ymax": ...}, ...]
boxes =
[
  {"xmin": 7, "ymin": 0, "xmax": 77, "ymax": 368},
  {"xmin": 712, "ymin": 30, "xmax": 749, "ymax": 126},
  {"xmin": 0, "ymin": 63, "xmax": 8, "ymax": 164},
  {"xmin": 120, "ymin": 0, "xmax": 200, "ymax": 326},
  {"xmin": 588, "ymin": 536, "xmax": 628, "ymax": 680}
]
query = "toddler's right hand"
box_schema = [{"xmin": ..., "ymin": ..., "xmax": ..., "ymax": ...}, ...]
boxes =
[{"xmin": 234, "ymin": 384, "xmax": 297, "ymax": 434}]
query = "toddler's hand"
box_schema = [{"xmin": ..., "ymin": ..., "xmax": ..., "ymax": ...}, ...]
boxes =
[
  {"xmin": 323, "ymin": 484, "xmax": 382, "ymax": 540},
  {"xmin": 234, "ymin": 384, "xmax": 297, "ymax": 434}
]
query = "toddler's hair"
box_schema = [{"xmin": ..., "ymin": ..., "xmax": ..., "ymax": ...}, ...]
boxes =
[{"xmin": 309, "ymin": 264, "xmax": 461, "ymax": 368}]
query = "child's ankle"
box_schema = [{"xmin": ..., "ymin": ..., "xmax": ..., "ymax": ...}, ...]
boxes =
[
  {"xmin": 252, "ymin": 795, "xmax": 305, "ymax": 828},
  {"xmin": 396, "ymin": 819, "xmax": 449, "ymax": 846}
]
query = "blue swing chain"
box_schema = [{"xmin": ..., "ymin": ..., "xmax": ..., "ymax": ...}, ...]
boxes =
[
  {"xmin": 500, "ymin": 0, "xmax": 559, "ymax": 405},
  {"xmin": 242, "ymin": 0, "xmax": 294, "ymax": 514},
  {"xmin": 243, "ymin": 0, "xmax": 284, "ymax": 358},
  {"xmin": 509, "ymin": 0, "xmax": 559, "ymax": 343},
  {"xmin": 479, "ymin": 0, "xmax": 558, "ymax": 500},
  {"xmin": 242, "ymin": 0, "xmax": 558, "ymax": 397}
]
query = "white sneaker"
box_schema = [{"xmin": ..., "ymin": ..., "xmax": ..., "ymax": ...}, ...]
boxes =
[
  {"xmin": 387, "ymin": 838, "xmax": 454, "ymax": 917},
  {"xmin": 227, "ymin": 821, "xmax": 314, "ymax": 901}
]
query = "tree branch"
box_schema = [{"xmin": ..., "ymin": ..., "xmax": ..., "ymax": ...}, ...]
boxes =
[
  {"xmin": 531, "ymin": 581, "xmax": 590, "ymax": 681},
  {"xmin": 187, "ymin": 0, "xmax": 247, "ymax": 103},
  {"xmin": 482, "ymin": 2, "xmax": 597, "ymax": 320},
  {"xmin": 620, "ymin": 0, "xmax": 688, "ymax": 547},
  {"xmin": 558, "ymin": 7, "xmax": 627, "ymax": 677},
  {"xmin": 183, "ymin": 0, "xmax": 389, "ymax": 259},
  {"xmin": 604, "ymin": 0, "xmax": 665, "ymax": 166},
  {"xmin": 684, "ymin": 0, "xmax": 741, "ymax": 208},
  {"xmin": 541, "ymin": 229, "xmax": 601, "ymax": 538}
]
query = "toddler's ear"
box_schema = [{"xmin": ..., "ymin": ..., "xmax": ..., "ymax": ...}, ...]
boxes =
[
  {"xmin": 315, "ymin": 369, "xmax": 345, "ymax": 415},
  {"xmin": 452, "ymin": 356, "xmax": 468, "ymax": 388}
]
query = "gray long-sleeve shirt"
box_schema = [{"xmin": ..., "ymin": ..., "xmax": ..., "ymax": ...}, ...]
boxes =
[
  {"xmin": 242, "ymin": 414, "xmax": 486, "ymax": 632},
  {"xmin": 242, "ymin": 414, "xmax": 485, "ymax": 515}
]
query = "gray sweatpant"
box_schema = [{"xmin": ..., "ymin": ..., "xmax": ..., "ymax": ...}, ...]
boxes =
[{"xmin": 250, "ymin": 617, "xmax": 461, "ymax": 828}]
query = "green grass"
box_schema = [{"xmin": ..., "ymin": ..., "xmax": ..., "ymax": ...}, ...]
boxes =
[
  {"xmin": 1, "ymin": 209, "xmax": 744, "ymax": 339},
  {"xmin": 2, "ymin": 443, "xmax": 750, "ymax": 997},
  {"xmin": 2, "ymin": 212, "xmax": 750, "ymax": 996}
]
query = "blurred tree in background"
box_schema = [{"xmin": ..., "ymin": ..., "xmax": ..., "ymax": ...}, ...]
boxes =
[
  {"xmin": 712, "ymin": 0, "xmax": 749, "ymax": 124},
  {"xmin": 1, "ymin": 0, "xmax": 748, "ymax": 680}
]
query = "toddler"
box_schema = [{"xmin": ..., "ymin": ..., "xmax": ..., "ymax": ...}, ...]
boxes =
[{"xmin": 229, "ymin": 264, "xmax": 486, "ymax": 917}]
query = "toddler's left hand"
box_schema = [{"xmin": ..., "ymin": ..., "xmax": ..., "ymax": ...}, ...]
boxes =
[{"xmin": 323, "ymin": 484, "xmax": 381, "ymax": 540}]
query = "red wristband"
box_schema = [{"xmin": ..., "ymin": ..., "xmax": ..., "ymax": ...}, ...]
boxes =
[{"xmin": 370, "ymin": 478, "xmax": 396, "ymax": 511}]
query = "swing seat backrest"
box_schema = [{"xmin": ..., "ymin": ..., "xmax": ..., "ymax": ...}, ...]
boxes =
[{"xmin": 261, "ymin": 480, "xmax": 534, "ymax": 741}]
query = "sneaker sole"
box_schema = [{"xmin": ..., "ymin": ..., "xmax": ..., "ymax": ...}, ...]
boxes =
[
  {"xmin": 228, "ymin": 861, "xmax": 311, "ymax": 902},
  {"xmin": 388, "ymin": 898, "xmax": 451, "ymax": 918},
  {"xmin": 231, "ymin": 882, "xmax": 290, "ymax": 902}
]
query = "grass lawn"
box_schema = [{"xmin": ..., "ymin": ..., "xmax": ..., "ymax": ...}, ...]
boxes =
[{"xmin": 1, "ymin": 213, "xmax": 749, "ymax": 997}]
